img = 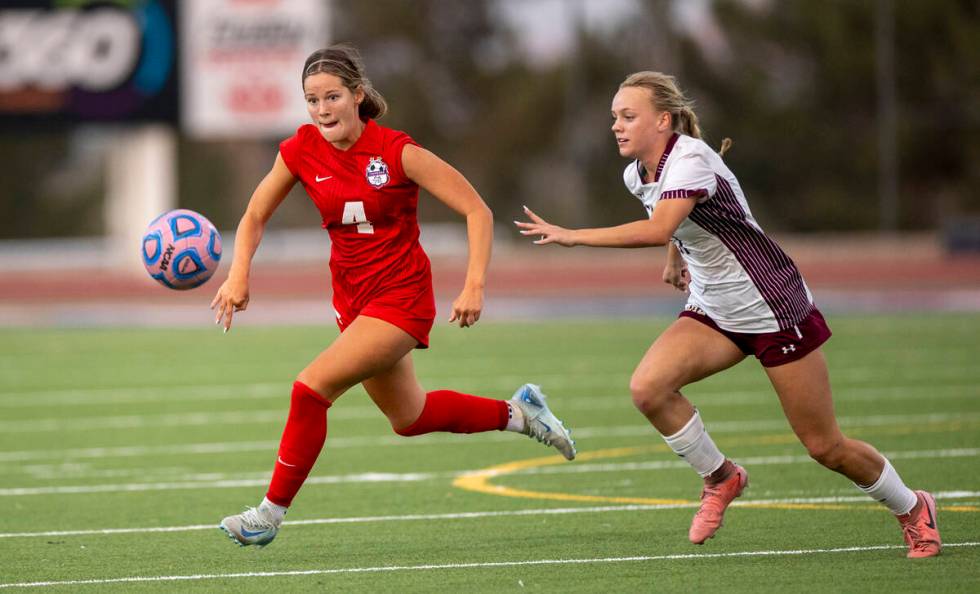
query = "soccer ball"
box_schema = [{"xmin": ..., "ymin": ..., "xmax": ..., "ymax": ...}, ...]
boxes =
[{"xmin": 141, "ymin": 209, "xmax": 222, "ymax": 290}]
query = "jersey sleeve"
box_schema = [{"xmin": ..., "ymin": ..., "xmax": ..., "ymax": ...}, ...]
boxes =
[
  {"xmin": 660, "ymin": 152, "xmax": 717, "ymax": 203},
  {"xmin": 385, "ymin": 129, "xmax": 419, "ymax": 183},
  {"xmin": 278, "ymin": 126, "xmax": 307, "ymax": 178}
]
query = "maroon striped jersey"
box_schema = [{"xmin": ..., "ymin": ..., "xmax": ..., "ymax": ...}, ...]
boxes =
[{"xmin": 624, "ymin": 133, "xmax": 814, "ymax": 332}]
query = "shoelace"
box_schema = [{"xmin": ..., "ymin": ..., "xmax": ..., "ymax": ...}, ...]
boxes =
[
  {"xmin": 527, "ymin": 422, "xmax": 554, "ymax": 446},
  {"xmin": 695, "ymin": 482, "xmax": 730, "ymax": 518},
  {"xmin": 518, "ymin": 402, "xmax": 540, "ymax": 433},
  {"xmin": 901, "ymin": 522, "xmax": 934, "ymax": 551},
  {"xmin": 901, "ymin": 523, "xmax": 919, "ymax": 544},
  {"xmin": 700, "ymin": 483, "xmax": 723, "ymax": 500},
  {"xmin": 240, "ymin": 507, "xmax": 275, "ymax": 530}
]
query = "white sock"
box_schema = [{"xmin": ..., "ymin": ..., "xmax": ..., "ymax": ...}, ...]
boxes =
[
  {"xmin": 505, "ymin": 402, "xmax": 525, "ymax": 432},
  {"xmin": 259, "ymin": 497, "xmax": 288, "ymax": 525},
  {"xmin": 662, "ymin": 409, "xmax": 725, "ymax": 478},
  {"xmin": 856, "ymin": 458, "xmax": 917, "ymax": 515}
]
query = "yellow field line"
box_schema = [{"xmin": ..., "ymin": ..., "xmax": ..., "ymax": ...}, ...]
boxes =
[
  {"xmin": 454, "ymin": 446, "xmax": 691, "ymax": 505},
  {"xmin": 452, "ymin": 429, "xmax": 979, "ymax": 512}
]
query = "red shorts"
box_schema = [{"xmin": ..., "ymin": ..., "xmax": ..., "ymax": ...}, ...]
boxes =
[
  {"xmin": 332, "ymin": 283, "xmax": 436, "ymax": 349},
  {"xmin": 679, "ymin": 306, "xmax": 832, "ymax": 367}
]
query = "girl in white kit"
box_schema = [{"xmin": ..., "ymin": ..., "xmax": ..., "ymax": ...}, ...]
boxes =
[{"xmin": 516, "ymin": 71, "xmax": 940, "ymax": 558}]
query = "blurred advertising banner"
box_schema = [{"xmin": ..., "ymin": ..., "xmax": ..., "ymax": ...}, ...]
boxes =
[
  {"xmin": 180, "ymin": 0, "xmax": 329, "ymax": 139},
  {"xmin": 0, "ymin": 0, "xmax": 178, "ymax": 125}
]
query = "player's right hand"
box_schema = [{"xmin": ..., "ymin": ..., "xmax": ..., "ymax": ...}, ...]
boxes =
[
  {"xmin": 515, "ymin": 206, "xmax": 576, "ymax": 246},
  {"xmin": 449, "ymin": 284, "xmax": 484, "ymax": 328},
  {"xmin": 662, "ymin": 263, "xmax": 689, "ymax": 292},
  {"xmin": 210, "ymin": 276, "xmax": 250, "ymax": 332}
]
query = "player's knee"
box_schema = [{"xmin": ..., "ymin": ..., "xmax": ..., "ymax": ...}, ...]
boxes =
[
  {"xmin": 295, "ymin": 370, "xmax": 318, "ymax": 391},
  {"xmin": 393, "ymin": 421, "xmax": 421, "ymax": 437},
  {"xmin": 389, "ymin": 407, "xmax": 425, "ymax": 436},
  {"xmin": 294, "ymin": 372, "xmax": 342, "ymax": 402},
  {"xmin": 805, "ymin": 437, "xmax": 846, "ymax": 470},
  {"xmin": 629, "ymin": 374, "xmax": 672, "ymax": 417}
]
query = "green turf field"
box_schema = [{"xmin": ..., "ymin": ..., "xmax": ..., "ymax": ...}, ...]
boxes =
[{"xmin": 1, "ymin": 315, "xmax": 978, "ymax": 591}]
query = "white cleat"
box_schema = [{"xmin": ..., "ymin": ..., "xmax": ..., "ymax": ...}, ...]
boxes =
[
  {"xmin": 219, "ymin": 507, "xmax": 280, "ymax": 548},
  {"xmin": 510, "ymin": 383, "xmax": 576, "ymax": 460}
]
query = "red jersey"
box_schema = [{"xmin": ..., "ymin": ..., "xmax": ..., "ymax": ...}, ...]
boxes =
[{"xmin": 279, "ymin": 119, "xmax": 432, "ymax": 304}]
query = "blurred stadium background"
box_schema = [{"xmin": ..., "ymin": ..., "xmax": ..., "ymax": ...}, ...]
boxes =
[{"xmin": 0, "ymin": 0, "xmax": 977, "ymax": 325}]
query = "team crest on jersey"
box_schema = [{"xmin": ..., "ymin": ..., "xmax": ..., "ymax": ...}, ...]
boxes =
[{"xmin": 365, "ymin": 156, "xmax": 390, "ymax": 188}]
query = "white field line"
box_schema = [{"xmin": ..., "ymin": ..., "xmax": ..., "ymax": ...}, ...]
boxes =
[
  {"xmin": 0, "ymin": 449, "xmax": 904, "ymax": 480},
  {"xmin": 3, "ymin": 375, "xmax": 568, "ymax": 408},
  {"xmin": 0, "ymin": 440, "xmax": 279, "ymax": 463},
  {"xmin": 1, "ymin": 448, "xmax": 977, "ymax": 497},
  {"xmin": 1, "ymin": 543, "xmax": 978, "ymax": 589},
  {"xmin": 1, "ymin": 494, "xmax": 978, "ymax": 540},
  {"xmin": 0, "ymin": 376, "xmax": 976, "ymax": 409},
  {"xmin": 2, "ymin": 410, "xmax": 979, "ymax": 463},
  {"xmin": 724, "ymin": 383, "xmax": 979, "ymax": 404},
  {"xmin": 820, "ymin": 364, "xmax": 980, "ymax": 383},
  {"xmin": 0, "ymin": 408, "xmax": 386, "ymax": 432},
  {"xmin": 0, "ymin": 382, "xmax": 285, "ymax": 408},
  {"xmin": 0, "ymin": 472, "xmax": 435, "ymax": 496},
  {"xmin": 0, "ymin": 370, "xmax": 631, "ymax": 406},
  {"xmin": 3, "ymin": 505, "xmax": 669, "ymax": 539},
  {"xmin": 15, "ymin": 446, "xmax": 980, "ymax": 484},
  {"xmin": 512, "ymin": 448, "xmax": 980, "ymax": 476},
  {"xmin": 0, "ymin": 372, "xmax": 977, "ymax": 408},
  {"xmin": 0, "ymin": 398, "xmax": 980, "ymax": 435}
]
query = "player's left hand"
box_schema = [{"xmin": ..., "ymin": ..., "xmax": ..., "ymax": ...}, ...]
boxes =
[
  {"xmin": 450, "ymin": 285, "xmax": 483, "ymax": 328},
  {"xmin": 515, "ymin": 206, "xmax": 576, "ymax": 246},
  {"xmin": 663, "ymin": 262, "xmax": 690, "ymax": 292}
]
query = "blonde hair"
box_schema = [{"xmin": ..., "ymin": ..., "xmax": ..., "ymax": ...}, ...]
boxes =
[
  {"xmin": 302, "ymin": 44, "xmax": 387, "ymax": 120},
  {"xmin": 620, "ymin": 71, "xmax": 732, "ymax": 156}
]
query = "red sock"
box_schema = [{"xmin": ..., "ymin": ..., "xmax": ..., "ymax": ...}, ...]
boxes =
[
  {"xmin": 265, "ymin": 381, "xmax": 331, "ymax": 507},
  {"xmin": 395, "ymin": 390, "xmax": 509, "ymax": 436}
]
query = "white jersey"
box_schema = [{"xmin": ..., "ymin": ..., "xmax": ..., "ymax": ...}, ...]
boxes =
[{"xmin": 624, "ymin": 133, "xmax": 813, "ymax": 333}]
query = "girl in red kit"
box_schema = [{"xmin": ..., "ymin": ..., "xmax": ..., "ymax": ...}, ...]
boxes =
[{"xmin": 211, "ymin": 44, "xmax": 575, "ymax": 548}]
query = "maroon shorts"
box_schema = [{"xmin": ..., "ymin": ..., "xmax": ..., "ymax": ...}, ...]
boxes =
[
  {"xmin": 333, "ymin": 283, "xmax": 436, "ymax": 349},
  {"xmin": 679, "ymin": 306, "xmax": 832, "ymax": 367}
]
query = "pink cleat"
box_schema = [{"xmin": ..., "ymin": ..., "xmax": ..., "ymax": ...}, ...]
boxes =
[
  {"xmin": 688, "ymin": 463, "xmax": 748, "ymax": 544},
  {"xmin": 898, "ymin": 490, "xmax": 941, "ymax": 558}
]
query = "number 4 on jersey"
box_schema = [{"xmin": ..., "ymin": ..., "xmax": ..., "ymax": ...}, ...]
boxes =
[{"xmin": 342, "ymin": 201, "xmax": 374, "ymax": 234}]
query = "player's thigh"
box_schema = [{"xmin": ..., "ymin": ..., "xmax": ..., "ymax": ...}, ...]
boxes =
[
  {"xmin": 298, "ymin": 315, "xmax": 419, "ymax": 401},
  {"xmin": 632, "ymin": 316, "xmax": 746, "ymax": 392},
  {"xmin": 764, "ymin": 347, "xmax": 842, "ymax": 443},
  {"xmin": 361, "ymin": 353, "xmax": 426, "ymax": 430}
]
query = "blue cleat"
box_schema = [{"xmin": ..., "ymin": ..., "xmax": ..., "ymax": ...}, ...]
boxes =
[{"xmin": 510, "ymin": 383, "xmax": 576, "ymax": 460}]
